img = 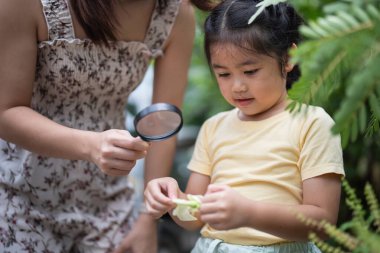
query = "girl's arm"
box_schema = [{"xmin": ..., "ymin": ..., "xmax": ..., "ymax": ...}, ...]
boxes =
[
  {"xmin": 0, "ymin": 0, "xmax": 149, "ymax": 176},
  {"xmin": 201, "ymin": 173, "xmax": 342, "ymax": 241}
]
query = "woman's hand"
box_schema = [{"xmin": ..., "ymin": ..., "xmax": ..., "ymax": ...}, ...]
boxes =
[
  {"xmin": 88, "ymin": 129, "xmax": 150, "ymax": 176},
  {"xmin": 144, "ymin": 177, "xmax": 180, "ymax": 219},
  {"xmin": 200, "ymin": 184, "xmax": 251, "ymax": 230},
  {"xmin": 113, "ymin": 213, "xmax": 158, "ymax": 253}
]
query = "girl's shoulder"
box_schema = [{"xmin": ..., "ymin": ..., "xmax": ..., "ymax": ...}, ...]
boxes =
[
  {"xmin": 291, "ymin": 104, "xmax": 336, "ymax": 135},
  {"xmin": 200, "ymin": 109, "xmax": 236, "ymax": 133},
  {"xmin": 290, "ymin": 103, "xmax": 333, "ymax": 121}
]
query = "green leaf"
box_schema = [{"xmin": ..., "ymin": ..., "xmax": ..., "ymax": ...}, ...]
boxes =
[
  {"xmin": 309, "ymin": 20, "xmax": 329, "ymax": 37},
  {"xmin": 317, "ymin": 17, "xmax": 341, "ymax": 35},
  {"xmin": 337, "ymin": 11, "xmax": 360, "ymax": 28},
  {"xmin": 300, "ymin": 25, "xmax": 322, "ymax": 39},
  {"xmin": 351, "ymin": 114, "xmax": 359, "ymax": 142},
  {"xmin": 359, "ymin": 105, "xmax": 367, "ymax": 133},
  {"xmin": 367, "ymin": 4, "xmax": 380, "ymax": 20},
  {"xmin": 341, "ymin": 125, "xmax": 350, "ymax": 148},
  {"xmin": 326, "ymin": 15, "xmax": 351, "ymax": 31},
  {"xmin": 369, "ymin": 94, "xmax": 380, "ymax": 118},
  {"xmin": 352, "ymin": 5, "xmax": 371, "ymax": 23}
]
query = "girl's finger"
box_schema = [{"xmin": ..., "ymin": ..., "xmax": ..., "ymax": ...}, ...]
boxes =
[{"xmin": 206, "ymin": 184, "xmax": 228, "ymax": 194}]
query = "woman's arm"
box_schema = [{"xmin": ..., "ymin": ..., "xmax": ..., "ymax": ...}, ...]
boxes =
[
  {"xmin": 0, "ymin": 0, "xmax": 149, "ymax": 176},
  {"xmin": 144, "ymin": 0, "xmax": 196, "ymax": 187},
  {"xmin": 201, "ymin": 173, "xmax": 342, "ymax": 241},
  {"xmin": 121, "ymin": 1, "xmax": 196, "ymax": 252}
]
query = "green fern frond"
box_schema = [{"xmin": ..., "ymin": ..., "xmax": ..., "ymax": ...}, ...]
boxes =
[
  {"xmin": 299, "ymin": 180, "xmax": 380, "ymax": 253},
  {"xmin": 359, "ymin": 105, "xmax": 368, "ymax": 134},
  {"xmin": 333, "ymin": 55, "xmax": 380, "ymax": 139},
  {"xmin": 364, "ymin": 183, "xmax": 380, "ymax": 231},
  {"xmin": 366, "ymin": 114, "xmax": 380, "ymax": 137},
  {"xmin": 289, "ymin": 4, "xmax": 380, "ymax": 145},
  {"xmin": 300, "ymin": 6, "xmax": 375, "ymax": 40},
  {"xmin": 369, "ymin": 94, "xmax": 380, "ymax": 119},
  {"xmin": 342, "ymin": 180, "xmax": 367, "ymax": 224},
  {"xmin": 309, "ymin": 232, "xmax": 346, "ymax": 253}
]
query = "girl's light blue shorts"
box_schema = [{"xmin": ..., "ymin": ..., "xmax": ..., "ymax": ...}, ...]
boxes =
[{"xmin": 191, "ymin": 237, "xmax": 322, "ymax": 253}]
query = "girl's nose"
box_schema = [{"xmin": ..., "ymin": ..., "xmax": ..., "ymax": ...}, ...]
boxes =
[{"xmin": 232, "ymin": 79, "xmax": 248, "ymax": 92}]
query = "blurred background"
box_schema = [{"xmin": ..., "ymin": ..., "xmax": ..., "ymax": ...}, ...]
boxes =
[{"xmin": 127, "ymin": 1, "xmax": 380, "ymax": 252}]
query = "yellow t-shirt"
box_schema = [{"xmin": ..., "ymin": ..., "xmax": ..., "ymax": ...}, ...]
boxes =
[{"xmin": 187, "ymin": 105, "xmax": 345, "ymax": 245}]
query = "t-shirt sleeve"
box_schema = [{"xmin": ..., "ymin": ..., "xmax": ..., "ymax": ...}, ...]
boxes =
[
  {"xmin": 187, "ymin": 121, "xmax": 213, "ymax": 176},
  {"xmin": 298, "ymin": 108, "xmax": 345, "ymax": 180}
]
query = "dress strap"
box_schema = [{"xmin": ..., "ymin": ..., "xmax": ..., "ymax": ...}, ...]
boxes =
[
  {"xmin": 40, "ymin": 0, "xmax": 75, "ymax": 40},
  {"xmin": 144, "ymin": 0, "xmax": 182, "ymax": 57}
]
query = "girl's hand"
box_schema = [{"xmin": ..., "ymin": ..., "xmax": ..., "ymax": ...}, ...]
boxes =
[
  {"xmin": 144, "ymin": 177, "xmax": 180, "ymax": 219},
  {"xmin": 200, "ymin": 184, "xmax": 251, "ymax": 230},
  {"xmin": 88, "ymin": 129, "xmax": 150, "ymax": 176}
]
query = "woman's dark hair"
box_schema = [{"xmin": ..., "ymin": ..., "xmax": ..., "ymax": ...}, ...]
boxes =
[
  {"xmin": 190, "ymin": 0, "xmax": 218, "ymax": 11},
  {"xmin": 204, "ymin": 0, "xmax": 304, "ymax": 88},
  {"xmin": 70, "ymin": 0, "xmax": 168, "ymax": 45}
]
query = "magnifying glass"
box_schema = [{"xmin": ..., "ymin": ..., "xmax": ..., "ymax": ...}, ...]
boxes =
[{"xmin": 133, "ymin": 103, "xmax": 183, "ymax": 141}]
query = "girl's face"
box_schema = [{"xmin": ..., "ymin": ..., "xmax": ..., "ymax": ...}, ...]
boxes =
[{"xmin": 210, "ymin": 43, "xmax": 293, "ymax": 121}]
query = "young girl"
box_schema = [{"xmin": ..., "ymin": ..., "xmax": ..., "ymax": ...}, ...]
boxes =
[{"xmin": 144, "ymin": 0, "xmax": 345, "ymax": 252}]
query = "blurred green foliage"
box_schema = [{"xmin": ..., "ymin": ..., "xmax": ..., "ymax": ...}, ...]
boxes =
[{"xmin": 183, "ymin": 11, "xmax": 231, "ymax": 126}]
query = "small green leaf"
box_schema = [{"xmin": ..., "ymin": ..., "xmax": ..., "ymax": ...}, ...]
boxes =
[
  {"xmin": 351, "ymin": 114, "xmax": 358, "ymax": 142},
  {"xmin": 337, "ymin": 11, "xmax": 360, "ymax": 28},
  {"xmin": 359, "ymin": 105, "xmax": 367, "ymax": 133},
  {"xmin": 300, "ymin": 25, "xmax": 321, "ymax": 39},
  {"xmin": 352, "ymin": 5, "xmax": 370, "ymax": 23},
  {"xmin": 369, "ymin": 94, "xmax": 380, "ymax": 118},
  {"xmin": 326, "ymin": 15, "xmax": 351, "ymax": 31}
]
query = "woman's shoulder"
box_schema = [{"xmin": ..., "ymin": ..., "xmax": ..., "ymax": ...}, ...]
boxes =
[
  {"xmin": 0, "ymin": 0, "xmax": 44, "ymax": 41},
  {"xmin": 167, "ymin": 0, "xmax": 195, "ymax": 39},
  {"xmin": 0, "ymin": 0, "xmax": 41, "ymax": 24}
]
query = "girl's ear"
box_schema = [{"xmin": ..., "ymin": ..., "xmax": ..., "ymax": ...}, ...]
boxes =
[{"xmin": 284, "ymin": 43, "xmax": 298, "ymax": 73}]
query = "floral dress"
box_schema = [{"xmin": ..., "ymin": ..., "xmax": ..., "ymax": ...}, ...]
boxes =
[{"xmin": 0, "ymin": 0, "xmax": 180, "ymax": 252}]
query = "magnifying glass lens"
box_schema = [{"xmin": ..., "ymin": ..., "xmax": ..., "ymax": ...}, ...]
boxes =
[
  {"xmin": 133, "ymin": 103, "xmax": 183, "ymax": 141},
  {"xmin": 135, "ymin": 111, "xmax": 182, "ymax": 137}
]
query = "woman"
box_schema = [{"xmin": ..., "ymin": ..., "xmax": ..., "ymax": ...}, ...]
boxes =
[{"xmin": 0, "ymin": 0, "xmax": 195, "ymax": 252}]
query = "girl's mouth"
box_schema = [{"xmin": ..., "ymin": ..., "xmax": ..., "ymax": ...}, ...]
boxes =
[{"xmin": 235, "ymin": 98, "xmax": 254, "ymax": 107}]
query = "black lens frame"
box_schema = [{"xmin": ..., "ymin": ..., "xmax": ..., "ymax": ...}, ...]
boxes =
[{"xmin": 133, "ymin": 103, "xmax": 183, "ymax": 141}]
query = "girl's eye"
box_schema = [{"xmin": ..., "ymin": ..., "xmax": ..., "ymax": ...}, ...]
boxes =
[
  {"xmin": 217, "ymin": 73, "xmax": 230, "ymax": 78},
  {"xmin": 244, "ymin": 69, "xmax": 258, "ymax": 75}
]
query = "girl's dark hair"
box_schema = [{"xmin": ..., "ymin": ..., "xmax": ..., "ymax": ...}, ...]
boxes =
[
  {"xmin": 70, "ymin": 0, "xmax": 168, "ymax": 45},
  {"xmin": 204, "ymin": 0, "xmax": 304, "ymax": 88}
]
